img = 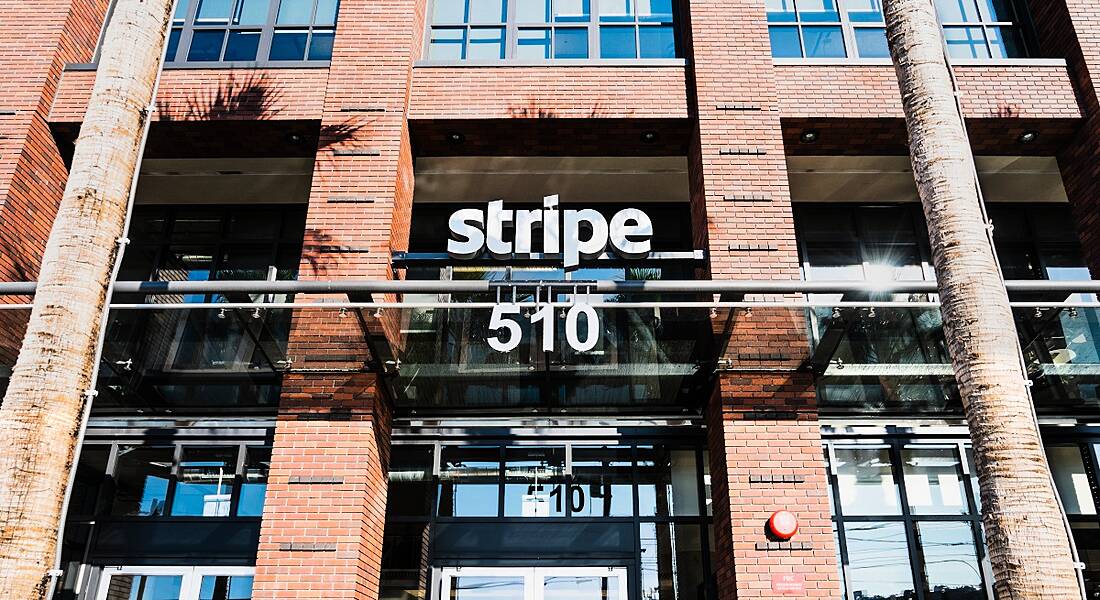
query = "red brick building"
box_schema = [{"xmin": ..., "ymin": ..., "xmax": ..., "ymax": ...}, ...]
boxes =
[{"xmin": 2, "ymin": 0, "xmax": 1100, "ymax": 599}]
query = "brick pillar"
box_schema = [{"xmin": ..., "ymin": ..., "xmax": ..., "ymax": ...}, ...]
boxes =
[
  {"xmin": 1031, "ymin": 1, "xmax": 1100, "ymax": 275},
  {"xmin": 252, "ymin": 0, "xmax": 426, "ymax": 596},
  {"xmin": 0, "ymin": 0, "xmax": 109, "ymax": 364},
  {"xmin": 684, "ymin": 0, "xmax": 841, "ymax": 596}
]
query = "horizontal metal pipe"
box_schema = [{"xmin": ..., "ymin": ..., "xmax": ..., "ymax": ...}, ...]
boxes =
[{"xmin": 0, "ymin": 279, "xmax": 1098, "ymax": 296}]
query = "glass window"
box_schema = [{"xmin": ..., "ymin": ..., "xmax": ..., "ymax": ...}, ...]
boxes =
[
  {"xmin": 769, "ymin": 0, "xmax": 1028, "ymax": 59},
  {"xmin": 639, "ymin": 523, "xmax": 706, "ymax": 600},
  {"xmin": 451, "ymin": 577, "xmax": 524, "ymax": 600},
  {"xmin": 438, "ymin": 446, "xmax": 500, "ymax": 517},
  {"xmin": 111, "ymin": 446, "xmax": 174, "ymax": 517},
  {"xmin": 157, "ymin": 0, "xmax": 339, "ymax": 64},
  {"xmin": 901, "ymin": 446, "xmax": 969, "ymax": 515},
  {"xmin": 570, "ymin": 446, "xmax": 634, "ymax": 517},
  {"xmin": 844, "ymin": 522, "xmax": 916, "ymax": 599},
  {"xmin": 198, "ymin": 575, "xmax": 254, "ymax": 600},
  {"xmin": 426, "ymin": 0, "xmax": 678, "ymax": 60},
  {"xmin": 69, "ymin": 446, "xmax": 109, "ymax": 518},
  {"xmin": 105, "ymin": 575, "xmax": 183, "ymax": 600},
  {"xmin": 637, "ymin": 447, "xmax": 700, "ymax": 517},
  {"xmin": 238, "ymin": 446, "xmax": 270, "ymax": 517},
  {"xmin": 504, "ymin": 447, "xmax": 567, "ymax": 517},
  {"xmin": 171, "ymin": 446, "xmax": 238, "ymax": 517},
  {"xmin": 915, "ymin": 521, "xmax": 985, "ymax": 598},
  {"xmin": 833, "ymin": 447, "xmax": 902, "ymax": 515},
  {"xmin": 388, "ymin": 445, "xmax": 435, "ymax": 517},
  {"xmin": 1047, "ymin": 445, "xmax": 1097, "ymax": 515}
]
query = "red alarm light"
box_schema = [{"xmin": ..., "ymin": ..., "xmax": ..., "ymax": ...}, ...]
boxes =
[{"xmin": 768, "ymin": 510, "xmax": 799, "ymax": 540}]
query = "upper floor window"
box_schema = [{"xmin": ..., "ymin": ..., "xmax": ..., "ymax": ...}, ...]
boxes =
[
  {"xmin": 425, "ymin": 0, "xmax": 679, "ymax": 61},
  {"xmin": 164, "ymin": 0, "xmax": 338, "ymax": 65},
  {"xmin": 766, "ymin": 0, "xmax": 1029, "ymax": 60}
]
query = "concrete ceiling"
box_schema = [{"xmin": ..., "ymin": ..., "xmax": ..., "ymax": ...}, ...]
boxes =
[{"xmin": 136, "ymin": 158, "xmax": 315, "ymax": 205}]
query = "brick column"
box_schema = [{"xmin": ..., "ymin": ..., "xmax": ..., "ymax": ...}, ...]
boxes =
[
  {"xmin": 1031, "ymin": 1, "xmax": 1100, "ymax": 275},
  {"xmin": 684, "ymin": 0, "xmax": 841, "ymax": 596},
  {"xmin": 0, "ymin": 0, "xmax": 109, "ymax": 364},
  {"xmin": 252, "ymin": 0, "xmax": 426, "ymax": 596}
]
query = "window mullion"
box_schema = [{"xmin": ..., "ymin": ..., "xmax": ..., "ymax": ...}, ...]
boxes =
[
  {"xmin": 176, "ymin": 0, "xmax": 203, "ymax": 63},
  {"xmin": 506, "ymin": 0, "xmax": 518, "ymax": 58},
  {"xmin": 258, "ymin": 0, "xmax": 283, "ymax": 66},
  {"xmin": 590, "ymin": 0, "xmax": 599, "ymax": 59}
]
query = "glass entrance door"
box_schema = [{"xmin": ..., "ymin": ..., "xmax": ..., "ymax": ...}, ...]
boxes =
[
  {"xmin": 95, "ymin": 567, "xmax": 254, "ymax": 600},
  {"xmin": 436, "ymin": 567, "xmax": 627, "ymax": 600}
]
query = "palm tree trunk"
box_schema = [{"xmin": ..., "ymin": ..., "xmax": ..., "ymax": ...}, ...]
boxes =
[
  {"xmin": 882, "ymin": 0, "xmax": 1082, "ymax": 597},
  {"xmin": 0, "ymin": 1, "xmax": 174, "ymax": 597}
]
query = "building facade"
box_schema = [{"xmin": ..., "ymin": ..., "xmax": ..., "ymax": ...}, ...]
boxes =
[{"xmin": 1, "ymin": 0, "xmax": 1100, "ymax": 599}]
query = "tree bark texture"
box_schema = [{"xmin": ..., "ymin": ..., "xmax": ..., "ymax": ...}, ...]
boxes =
[
  {"xmin": 0, "ymin": 1, "xmax": 173, "ymax": 598},
  {"xmin": 882, "ymin": 0, "xmax": 1082, "ymax": 597}
]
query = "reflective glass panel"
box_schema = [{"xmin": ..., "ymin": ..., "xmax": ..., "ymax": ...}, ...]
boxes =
[
  {"xmin": 517, "ymin": 28, "xmax": 551, "ymax": 58},
  {"xmin": 167, "ymin": 28, "xmax": 183, "ymax": 59},
  {"xmin": 430, "ymin": 28, "xmax": 467, "ymax": 59},
  {"xmin": 106, "ymin": 575, "xmax": 183, "ymax": 600},
  {"xmin": 988, "ymin": 26, "xmax": 1025, "ymax": 58},
  {"xmin": 765, "ymin": 0, "xmax": 796, "ymax": 22},
  {"xmin": 388, "ymin": 445, "xmax": 435, "ymax": 517},
  {"xmin": 438, "ymin": 446, "xmax": 500, "ymax": 517},
  {"xmin": 639, "ymin": 523, "xmax": 705, "ymax": 600},
  {"xmin": 517, "ymin": 0, "xmax": 550, "ymax": 21},
  {"xmin": 599, "ymin": 0, "xmax": 633, "ymax": 22},
  {"xmin": 469, "ymin": 0, "xmax": 507, "ymax": 22},
  {"xmin": 854, "ymin": 26, "xmax": 889, "ymax": 57},
  {"xmin": 308, "ymin": 29, "xmax": 335, "ymax": 60},
  {"xmin": 188, "ymin": 29, "xmax": 227, "ymax": 61},
  {"xmin": 1072, "ymin": 523, "xmax": 1100, "ymax": 599},
  {"xmin": 637, "ymin": 0, "xmax": 672, "ymax": 21},
  {"xmin": 554, "ymin": 0, "xmax": 590, "ymax": 22},
  {"xmin": 638, "ymin": 447, "xmax": 700, "ymax": 517},
  {"xmin": 915, "ymin": 522, "xmax": 985, "ymax": 598},
  {"xmin": 269, "ymin": 30, "xmax": 309, "ymax": 59},
  {"xmin": 468, "ymin": 27, "xmax": 506, "ymax": 59},
  {"xmin": 315, "ymin": 0, "xmax": 339, "ymax": 24},
  {"xmin": 276, "ymin": 0, "xmax": 313, "ymax": 23},
  {"xmin": 171, "ymin": 446, "xmax": 237, "ymax": 517},
  {"xmin": 944, "ymin": 26, "xmax": 990, "ymax": 58},
  {"xmin": 70, "ymin": 446, "xmax": 109, "ymax": 517},
  {"xmin": 434, "ymin": 0, "xmax": 467, "ymax": 23},
  {"xmin": 834, "ymin": 447, "xmax": 902, "ymax": 515},
  {"xmin": 543, "ymin": 576, "xmax": 619, "ymax": 600},
  {"xmin": 638, "ymin": 25, "xmax": 675, "ymax": 58},
  {"xmin": 1047, "ymin": 445, "xmax": 1097, "ymax": 515},
  {"xmin": 450, "ymin": 577, "xmax": 524, "ymax": 600},
  {"xmin": 844, "ymin": 522, "xmax": 916, "ymax": 600},
  {"xmin": 571, "ymin": 446, "xmax": 633, "ymax": 517},
  {"xmin": 768, "ymin": 26, "xmax": 801, "ymax": 58},
  {"xmin": 198, "ymin": 575, "xmax": 254, "ymax": 600},
  {"xmin": 981, "ymin": 0, "xmax": 1014, "ymax": 21},
  {"xmin": 554, "ymin": 27, "xmax": 589, "ymax": 58},
  {"xmin": 197, "ymin": 0, "xmax": 233, "ymax": 23},
  {"xmin": 600, "ymin": 26, "xmax": 636, "ymax": 58},
  {"xmin": 224, "ymin": 30, "xmax": 262, "ymax": 60},
  {"xmin": 235, "ymin": 0, "xmax": 271, "ymax": 24},
  {"xmin": 902, "ymin": 447, "xmax": 969, "ymax": 515},
  {"xmin": 802, "ymin": 26, "xmax": 845, "ymax": 58},
  {"xmin": 238, "ymin": 446, "xmax": 270, "ymax": 517},
  {"xmin": 797, "ymin": 0, "xmax": 840, "ymax": 22},
  {"xmin": 504, "ymin": 447, "xmax": 567, "ymax": 517},
  {"xmin": 847, "ymin": 0, "xmax": 884, "ymax": 22},
  {"xmin": 112, "ymin": 446, "xmax": 173, "ymax": 517},
  {"xmin": 935, "ymin": 0, "xmax": 981, "ymax": 22}
]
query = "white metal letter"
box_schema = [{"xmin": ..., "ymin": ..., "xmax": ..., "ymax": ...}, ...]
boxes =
[
  {"xmin": 609, "ymin": 208, "xmax": 653, "ymax": 259},
  {"xmin": 488, "ymin": 304, "xmax": 523, "ymax": 352},
  {"xmin": 529, "ymin": 304, "xmax": 556, "ymax": 352},
  {"xmin": 566, "ymin": 303, "xmax": 600, "ymax": 352},
  {"xmin": 543, "ymin": 195, "xmax": 561, "ymax": 255},
  {"xmin": 563, "ymin": 209, "xmax": 608, "ymax": 270},
  {"xmin": 486, "ymin": 199, "xmax": 514, "ymax": 258},
  {"xmin": 447, "ymin": 208, "xmax": 486, "ymax": 260}
]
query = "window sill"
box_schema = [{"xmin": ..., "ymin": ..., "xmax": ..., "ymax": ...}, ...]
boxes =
[
  {"xmin": 65, "ymin": 61, "xmax": 331, "ymax": 71},
  {"xmin": 414, "ymin": 58, "xmax": 687, "ymax": 68},
  {"xmin": 772, "ymin": 57, "xmax": 1067, "ymax": 67}
]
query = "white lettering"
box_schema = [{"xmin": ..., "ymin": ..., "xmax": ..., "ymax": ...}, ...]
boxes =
[
  {"xmin": 609, "ymin": 208, "xmax": 653, "ymax": 259},
  {"xmin": 446, "ymin": 208, "xmax": 486, "ymax": 260}
]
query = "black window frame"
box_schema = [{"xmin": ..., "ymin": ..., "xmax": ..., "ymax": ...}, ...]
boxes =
[
  {"xmin": 824, "ymin": 435, "xmax": 994, "ymax": 600},
  {"xmin": 421, "ymin": 0, "xmax": 683, "ymax": 62}
]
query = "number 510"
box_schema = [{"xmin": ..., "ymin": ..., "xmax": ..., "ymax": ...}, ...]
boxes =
[{"xmin": 488, "ymin": 303, "xmax": 600, "ymax": 353}]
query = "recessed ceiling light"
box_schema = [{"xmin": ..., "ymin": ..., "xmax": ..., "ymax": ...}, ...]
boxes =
[
  {"xmin": 800, "ymin": 130, "xmax": 819, "ymax": 144},
  {"xmin": 447, "ymin": 132, "xmax": 465, "ymax": 144},
  {"xmin": 640, "ymin": 130, "xmax": 659, "ymax": 143},
  {"xmin": 1018, "ymin": 130, "xmax": 1039, "ymax": 144}
]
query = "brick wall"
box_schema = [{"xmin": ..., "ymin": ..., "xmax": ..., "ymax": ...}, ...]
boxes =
[
  {"xmin": 684, "ymin": 0, "xmax": 841, "ymax": 596},
  {"xmin": 409, "ymin": 66, "xmax": 689, "ymax": 119}
]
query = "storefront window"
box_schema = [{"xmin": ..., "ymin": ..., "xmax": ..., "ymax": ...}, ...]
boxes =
[
  {"xmin": 637, "ymin": 446, "xmax": 700, "ymax": 517},
  {"xmin": 504, "ymin": 446, "xmax": 567, "ymax": 517},
  {"xmin": 112, "ymin": 446, "xmax": 175, "ymax": 517},
  {"xmin": 639, "ymin": 523, "xmax": 706, "ymax": 600},
  {"xmin": 571, "ymin": 446, "xmax": 634, "ymax": 517},
  {"xmin": 198, "ymin": 575, "xmax": 254, "ymax": 600},
  {"xmin": 238, "ymin": 446, "xmax": 271, "ymax": 517},
  {"xmin": 172, "ymin": 446, "xmax": 238, "ymax": 517},
  {"xmin": 1047, "ymin": 445, "xmax": 1097, "ymax": 515},
  {"xmin": 439, "ymin": 446, "xmax": 502, "ymax": 517},
  {"xmin": 389, "ymin": 445, "xmax": 436, "ymax": 518},
  {"xmin": 827, "ymin": 438, "xmax": 989, "ymax": 599},
  {"xmin": 105, "ymin": 574, "xmax": 184, "ymax": 600}
]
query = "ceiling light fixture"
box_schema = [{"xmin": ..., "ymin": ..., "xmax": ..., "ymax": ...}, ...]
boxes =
[
  {"xmin": 799, "ymin": 130, "xmax": 819, "ymax": 144},
  {"xmin": 640, "ymin": 130, "xmax": 659, "ymax": 144},
  {"xmin": 1017, "ymin": 130, "xmax": 1039, "ymax": 144},
  {"xmin": 446, "ymin": 132, "xmax": 465, "ymax": 144}
]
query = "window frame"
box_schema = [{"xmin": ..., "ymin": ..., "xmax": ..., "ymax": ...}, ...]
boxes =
[
  {"xmin": 96, "ymin": 0, "xmax": 338, "ymax": 69},
  {"xmin": 421, "ymin": 0, "xmax": 682, "ymax": 63},
  {"xmin": 767, "ymin": 0, "xmax": 1035, "ymax": 62},
  {"xmin": 825, "ymin": 436, "xmax": 995, "ymax": 600}
]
